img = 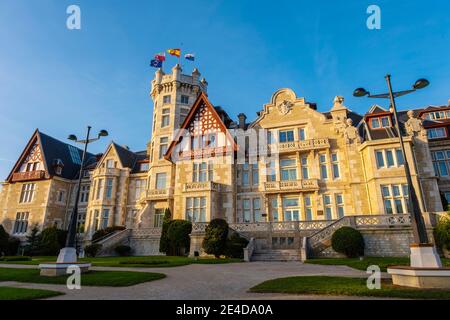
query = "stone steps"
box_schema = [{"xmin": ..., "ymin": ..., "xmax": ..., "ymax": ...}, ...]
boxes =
[{"xmin": 251, "ymin": 249, "xmax": 302, "ymax": 262}]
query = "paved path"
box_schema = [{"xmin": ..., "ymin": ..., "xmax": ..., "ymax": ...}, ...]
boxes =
[{"xmin": 0, "ymin": 262, "xmax": 388, "ymax": 300}]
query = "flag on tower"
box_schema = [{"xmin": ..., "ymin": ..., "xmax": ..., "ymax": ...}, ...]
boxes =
[
  {"xmin": 167, "ymin": 48, "xmax": 181, "ymax": 57},
  {"xmin": 184, "ymin": 53, "xmax": 195, "ymax": 61},
  {"xmin": 150, "ymin": 59, "xmax": 163, "ymax": 68},
  {"xmin": 155, "ymin": 53, "xmax": 166, "ymax": 62}
]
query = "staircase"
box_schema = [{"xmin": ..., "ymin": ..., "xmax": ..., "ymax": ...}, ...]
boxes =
[{"xmin": 251, "ymin": 249, "xmax": 302, "ymax": 262}]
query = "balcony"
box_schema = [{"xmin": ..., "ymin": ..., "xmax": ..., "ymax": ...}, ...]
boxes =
[
  {"xmin": 145, "ymin": 188, "xmax": 173, "ymax": 200},
  {"xmin": 263, "ymin": 179, "xmax": 319, "ymax": 193},
  {"xmin": 268, "ymin": 138, "xmax": 330, "ymax": 153},
  {"xmin": 183, "ymin": 181, "xmax": 220, "ymax": 192},
  {"xmin": 96, "ymin": 167, "xmax": 121, "ymax": 176},
  {"xmin": 11, "ymin": 170, "xmax": 45, "ymax": 182}
]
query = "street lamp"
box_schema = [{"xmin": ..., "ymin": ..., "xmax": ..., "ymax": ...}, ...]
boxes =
[
  {"xmin": 57, "ymin": 126, "xmax": 108, "ymax": 263},
  {"xmin": 354, "ymin": 75, "xmax": 442, "ymax": 268}
]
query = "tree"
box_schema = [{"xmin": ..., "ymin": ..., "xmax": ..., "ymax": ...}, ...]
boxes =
[
  {"xmin": 39, "ymin": 227, "xmax": 62, "ymax": 256},
  {"xmin": 0, "ymin": 225, "xmax": 10, "ymax": 256},
  {"xmin": 25, "ymin": 224, "xmax": 41, "ymax": 256},
  {"xmin": 202, "ymin": 219, "xmax": 229, "ymax": 258},
  {"xmin": 159, "ymin": 208, "xmax": 172, "ymax": 254},
  {"xmin": 167, "ymin": 220, "xmax": 192, "ymax": 256}
]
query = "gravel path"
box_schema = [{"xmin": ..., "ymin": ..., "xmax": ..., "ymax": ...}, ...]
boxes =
[{"xmin": 0, "ymin": 262, "xmax": 388, "ymax": 300}]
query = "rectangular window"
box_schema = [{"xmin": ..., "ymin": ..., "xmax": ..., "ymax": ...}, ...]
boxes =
[
  {"xmin": 243, "ymin": 199, "xmax": 251, "ymax": 223},
  {"xmin": 324, "ymin": 195, "xmax": 333, "ymax": 220},
  {"xmin": 93, "ymin": 210, "xmax": 100, "ymax": 231},
  {"xmin": 208, "ymin": 133, "xmax": 217, "ymax": 148},
  {"xmin": 155, "ymin": 173, "xmax": 167, "ymax": 190},
  {"xmin": 336, "ymin": 194, "xmax": 344, "ymax": 218},
  {"xmin": 13, "ymin": 212, "xmax": 29, "ymax": 234},
  {"xmin": 299, "ymin": 128, "xmax": 306, "ymax": 141},
  {"xmin": 57, "ymin": 190, "xmax": 66, "ymax": 203},
  {"xmin": 396, "ymin": 149, "xmax": 404, "ymax": 166},
  {"xmin": 180, "ymin": 108, "xmax": 189, "ymax": 124},
  {"xmin": 271, "ymin": 198, "xmax": 278, "ymax": 222},
  {"xmin": 105, "ymin": 178, "xmax": 113, "ymax": 199},
  {"xmin": 161, "ymin": 108, "xmax": 170, "ymax": 127},
  {"xmin": 431, "ymin": 150, "xmax": 450, "ymax": 177},
  {"xmin": 283, "ymin": 197, "xmax": 299, "ymax": 221},
  {"xmin": 159, "ymin": 137, "xmax": 168, "ymax": 159},
  {"xmin": 381, "ymin": 116, "xmax": 390, "ymax": 127},
  {"xmin": 252, "ymin": 164, "xmax": 259, "ymax": 185},
  {"xmin": 386, "ymin": 150, "xmax": 395, "ymax": 167},
  {"xmin": 280, "ymin": 159, "xmax": 297, "ymax": 181},
  {"xmin": 301, "ymin": 156, "xmax": 309, "ymax": 179},
  {"xmin": 96, "ymin": 179, "xmax": 104, "ymax": 200},
  {"xmin": 266, "ymin": 160, "xmax": 276, "ymax": 182},
  {"xmin": 319, "ymin": 154, "xmax": 328, "ymax": 180},
  {"xmin": 101, "ymin": 209, "xmax": 109, "ymax": 229},
  {"xmin": 371, "ymin": 118, "xmax": 380, "ymax": 129},
  {"xmin": 428, "ymin": 127, "xmax": 447, "ymax": 139},
  {"xmin": 331, "ymin": 153, "xmax": 340, "ymax": 179},
  {"xmin": 180, "ymin": 95, "xmax": 189, "ymax": 104},
  {"xmin": 77, "ymin": 212, "xmax": 86, "ymax": 234},
  {"xmin": 19, "ymin": 183, "xmax": 35, "ymax": 203},
  {"xmin": 381, "ymin": 184, "xmax": 409, "ymax": 214},
  {"xmin": 193, "ymin": 162, "xmax": 211, "ymax": 182},
  {"xmin": 80, "ymin": 185, "xmax": 90, "ymax": 203},
  {"xmin": 304, "ymin": 195, "xmax": 313, "ymax": 221},
  {"xmin": 135, "ymin": 179, "xmax": 145, "ymax": 200},
  {"xmin": 185, "ymin": 197, "xmax": 206, "ymax": 222},
  {"xmin": 279, "ymin": 130, "xmax": 294, "ymax": 143},
  {"xmin": 154, "ymin": 209, "xmax": 164, "ymax": 228},
  {"xmin": 163, "ymin": 95, "xmax": 171, "ymax": 104},
  {"xmin": 140, "ymin": 162, "xmax": 149, "ymax": 171},
  {"xmin": 376, "ymin": 151, "xmax": 385, "ymax": 168},
  {"xmin": 253, "ymin": 198, "xmax": 263, "ymax": 222},
  {"xmin": 106, "ymin": 159, "xmax": 115, "ymax": 168},
  {"xmin": 242, "ymin": 163, "xmax": 250, "ymax": 186},
  {"xmin": 376, "ymin": 149, "xmax": 406, "ymax": 169}
]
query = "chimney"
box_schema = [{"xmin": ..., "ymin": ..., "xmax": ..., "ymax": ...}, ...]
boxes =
[
  {"xmin": 238, "ymin": 113, "xmax": 247, "ymax": 129},
  {"xmin": 192, "ymin": 68, "xmax": 201, "ymax": 84}
]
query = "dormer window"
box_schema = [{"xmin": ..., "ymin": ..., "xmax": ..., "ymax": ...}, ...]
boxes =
[
  {"xmin": 424, "ymin": 110, "xmax": 450, "ymax": 120},
  {"xmin": 371, "ymin": 116, "xmax": 391, "ymax": 129},
  {"xmin": 140, "ymin": 162, "xmax": 149, "ymax": 171},
  {"xmin": 427, "ymin": 127, "xmax": 447, "ymax": 139},
  {"xmin": 52, "ymin": 159, "xmax": 64, "ymax": 175}
]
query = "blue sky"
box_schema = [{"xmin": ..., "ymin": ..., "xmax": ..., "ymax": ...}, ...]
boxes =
[{"xmin": 0, "ymin": 0, "xmax": 449, "ymax": 179}]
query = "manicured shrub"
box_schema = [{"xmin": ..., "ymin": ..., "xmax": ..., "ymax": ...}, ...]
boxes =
[
  {"xmin": 0, "ymin": 256, "xmax": 31, "ymax": 261},
  {"xmin": 167, "ymin": 220, "xmax": 192, "ymax": 256},
  {"xmin": 225, "ymin": 233, "xmax": 248, "ymax": 259},
  {"xmin": 84, "ymin": 244, "xmax": 102, "ymax": 257},
  {"xmin": 331, "ymin": 226, "xmax": 365, "ymax": 258},
  {"xmin": 159, "ymin": 208, "xmax": 172, "ymax": 254},
  {"xmin": 114, "ymin": 245, "xmax": 132, "ymax": 256},
  {"xmin": 434, "ymin": 213, "xmax": 450, "ymax": 252},
  {"xmin": 91, "ymin": 226, "xmax": 126, "ymax": 242},
  {"xmin": 202, "ymin": 219, "xmax": 229, "ymax": 258}
]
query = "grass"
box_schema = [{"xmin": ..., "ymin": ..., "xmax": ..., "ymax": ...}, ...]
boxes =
[
  {"xmin": 250, "ymin": 276, "xmax": 450, "ymax": 299},
  {"xmin": 0, "ymin": 255, "xmax": 242, "ymax": 268},
  {"xmin": 0, "ymin": 286, "xmax": 64, "ymax": 300},
  {"xmin": 0, "ymin": 267, "xmax": 165, "ymax": 287},
  {"xmin": 305, "ymin": 257, "xmax": 450, "ymax": 272}
]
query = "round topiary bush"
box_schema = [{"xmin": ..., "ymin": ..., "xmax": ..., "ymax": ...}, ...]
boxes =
[
  {"xmin": 331, "ymin": 226, "xmax": 365, "ymax": 258},
  {"xmin": 225, "ymin": 233, "xmax": 248, "ymax": 259},
  {"xmin": 115, "ymin": 245, "xmax": 132, "ymax": 256},
  {"xmin": 167, "ymin": 220, "xmax": 192, "ymax": 256},
  {"xmin": 202, "ymin": 218, "xmax": 229, "ymax": 258}
]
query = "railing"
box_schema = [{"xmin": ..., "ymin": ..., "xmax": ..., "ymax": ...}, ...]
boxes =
[
  {"xmin": 355, "ymin": 214, "xmax": 411, "ymax": 227},
  {"xmin": 268, "ymin": 138, "xmax": 330, "ymax": 153},
  {"xmin": 183, "ymin": 181, "xmax": 220, "ymax": 192},
  {"xmin": 131, "ymin": 228, "xmax": 162, "ymax": 239},
  {"xmin": 11, "ymin": 170, "xmax": 45, "ymax": 182},
  {"xmin": 263, "ymin": 179, "xmax": 319, "ymax": 192},
  {"xmin": 243, "ymin": 238, "xmax": 255, "ymax": 262},
  {"xmin": 146, "ymin": 188, "xmax": 173, "ymax": 200}
]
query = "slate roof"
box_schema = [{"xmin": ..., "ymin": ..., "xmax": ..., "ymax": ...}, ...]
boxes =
[{"xmin": 110, "ymin": 143, "xmax": 149, "ymax": 173}]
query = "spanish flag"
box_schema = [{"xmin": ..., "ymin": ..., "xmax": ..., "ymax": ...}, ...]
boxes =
[{"xmin": 167, "ymin": 48, "xmax": 181, "ymax": 57}]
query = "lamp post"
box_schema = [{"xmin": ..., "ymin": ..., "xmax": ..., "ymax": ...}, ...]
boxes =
[
  {"xmin": 353, "ymin": 75, "xmax": 442, "ymax": 268},
  {"xmin": 56, "ymin": 126, "xmax": 108, "ymax": 263}
]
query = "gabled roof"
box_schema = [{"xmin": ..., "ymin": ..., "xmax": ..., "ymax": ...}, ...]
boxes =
[
  {"xmin": 96, "ymin": 142, "xmax": 149, "ymax": 173},
  {"xmin": 164, "ymin": 92, "xmax": 238, "ymax": 161},
  {"xmin": 6, "ymin": 129, "xmax": 95, "ymax": 182}
]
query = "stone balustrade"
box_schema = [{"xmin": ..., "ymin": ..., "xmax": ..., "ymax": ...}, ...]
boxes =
[
  {"xmin": 263, "ymin": 179, "xmax": 319, "ymax": 192},
  {"xmin": 145, "ymin": 188, "xmax": 173, "ymax": 200},
  {"xmin": 268, "ymin": 138, "xmax": 330, "ymax": 153},
  {"xmin": 183, "ymin": 181, "xmax": 220, "ymax": 192}
]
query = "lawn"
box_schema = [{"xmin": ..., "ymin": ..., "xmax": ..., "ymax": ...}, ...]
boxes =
[
  {"xmin": 305, "ymin": 257, "xmax": 450, "ymax": 272},
  {"xmin": 250, "ymin": 276, "xmax": 450, "ymax": 299},
  {"xmin": 0, "ymin": 268, "xmax": 165, "ymax": 287},
  {"xmin": 0, "ymin": 286, "xmax": 63, "ymax": 300},
  {"xmin": 0, "ymin": 255, "xmax": 242, "ymax": 268}
]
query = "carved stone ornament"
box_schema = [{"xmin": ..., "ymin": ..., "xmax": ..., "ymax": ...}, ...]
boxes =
[
  {"xmin": 344, "ymin": 118, "xmax": 361, "ymax": 145},
  {"xmin": 278, "ymin": 100, "xmax": 293, "ymax": 115},
  {"xmin": 405, "ymin": 110, "xmax": 427, "ymax": 137}
]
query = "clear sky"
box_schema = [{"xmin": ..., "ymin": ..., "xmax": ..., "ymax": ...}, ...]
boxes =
[{"xmin": 0, "ymin": 0, "xmax": 449, "ymax": 180}]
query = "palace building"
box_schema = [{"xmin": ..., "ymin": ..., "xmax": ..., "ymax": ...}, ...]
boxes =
[{"xmin": 0, "ymin": 65, "xmax": 448, "ymax": 257}]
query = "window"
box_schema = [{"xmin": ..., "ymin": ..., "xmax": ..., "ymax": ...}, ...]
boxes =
[
  {"xmin": 159, "ymin": 137, "xmax": 169, "ymax": 159},
  {"xmin": 242, "ymin": 199, "xmax": 251, "ymax": 222},
  {"xmin": 253, "ymin": 198, "xmax": 263, "ymax": 222},
  {"xmin": 279, "ymin": 130, "xmax": 294, "ymax": 143},
  {"xmin": 80, "ymin": 185, "xmax": 90, "ymax": 203},
  {"xmin": 163, "ymin": 95, "xmax": 171, "ymax": 104},
  {"xmin": 106, "ymin": 159, "xmax": 115, "ymax": 168},
  {"xmin": 93, "ymin": 210, "xmax": 100, "ymax": 231},
  {"xmin": 186, "ymin": 197, "xmax": 206, "ymax": 222},
  {"xmin": 304, "ymin": 195, "xmax": 313, "ymax": 221},
  {"xmin": 381, "ymin": 184, "xmax": 409, "ymax": 214},
  {"xmin": 319, "ymin": 154, "xmax": 328, "ymax": 180},
  {"xmin": 101, "ymin": 209, "xmax": 110, "ymax": 229},
  {"xmin": 242, "ymin": 163, "xmax": 250, "ymax": 186},
  {"xmin": 371, "ymin": 116, "xmax": 391, "ymax": 129},
  {"xmin": 77, "ymin": 212, "xmax": 86, "ymax": 233},
  {"xmin": 424, "ymin": 111, "xmax": 450, "ymax": 120},
  {"xmin": 301, "ymin": 156, "xmax": 309, "ymax": 179},
  {"xmin": 271, "ymin": 198, "xmax": 278, "ymax": 221},
  {"xmin": 13, "ymin": 212, "xmax": 29, "ymax": 234},
  {"xmin": 19, "ymin": 183, "xmax": 35, "ymax": 203},
  {"xmin": 161, "ymin": 108, "xmax": 170, "ymax": 127},
  {"xmin": 181, "ymin": 95, "xmax": 189, "ymax": 104},
  {"xmin": 57, "ymin": 190, "xmax": 66, "ymax": 203},
  {"xmin": 299, "ymin": 128, "xmax": 306, "ymax": 141},
  {"xmin": 427, "ymin": 127, "xmax": 447, "ymax": 139},
  {"xmin": 267, "ymin": 130, "xmax": 274, "ymax": 144},
  {"xmin": 280, "ymin": 159, "xmax": 297, "ymax": 181},
  {"xmin": 140, "ymin": 162, "xmax": 149, "ymax": 171},
  {"xmin": 266, "ymin": 160, "xmax": 276, "ymax": 182},
  {"xmin": 376, "ymin": 149, "xmax": 405, "ymax": 169},
  {"xmin": 283, "ymin": 198, "xmax": 299, "ymax": 221},
  {"xmin": 336, "ymin": 194, "xmax": 344, "ymax": 218},
  {"xmin": 252, "ymin": 164, "xmax": 259, "ymax": 185},
  {"xmin": 323, "ymin": 195, "xmax": 333, "ymax": 220},
  {"xmin": 193, "ymin": 162, "xmax": 212, "ymax": 182},
  {"xmin": 155, "ymin": 173, "xmax": 166, "ymax": 190},
  {"xmin": 96, "ymin": 179, "xmax": 104, "ymax": 199},
  {"xmin": 135, "ymin": 179, "xmax": 145, "ymax": 200},
  {"xmin": 208, "ymin": 133, "xmax": 217, "ymax": 148},
  {"xmin": 105, "ymin": 178, "xmax": 113, "ymax": 199},
  {"xmin": 331, "ymin": 153, "xmax": 340, "ymax": 179},
  {"xmin": 154, "ymin": 209, "xmax": 164, "ymax": 228},
  {"xmin": 431, "ymin": 150, "xmax": 450, "ymax": 177},
  {"xmin": 180, "ymin": 108, "xmax": 189, "ymax": 124},
  {"xmin": 371, "ymin": 118, "xmax": 380, "ymax": 129}
]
